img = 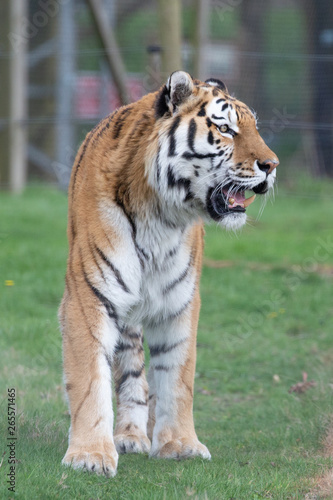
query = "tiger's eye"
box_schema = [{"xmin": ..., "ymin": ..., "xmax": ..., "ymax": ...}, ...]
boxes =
[{"xmin": 220, "ymin": 125, "xmax": 228, "ymax": 133}]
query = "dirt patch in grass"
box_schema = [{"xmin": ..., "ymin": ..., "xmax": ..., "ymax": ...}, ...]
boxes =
[
  {"xmin": 306, "ymin": 470, "xmax": 333, "ymax": 499},
  {"xmin": 306, "ymin": 417, "xmax": 333, "ymax": 499}
]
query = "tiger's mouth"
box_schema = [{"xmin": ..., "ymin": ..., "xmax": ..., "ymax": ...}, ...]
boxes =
[{"xmin": 206, "ymin": 181, "xmax": 268, "ymax": 221}]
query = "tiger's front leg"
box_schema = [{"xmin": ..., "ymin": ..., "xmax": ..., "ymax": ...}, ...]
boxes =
[
  {"xmin": 59, "ymin": 286, "xmax": 119, "ymax": 477},
  {"xmin": 146, "ymin": 288, "xmax": 211, "ymax": 460},
  {"xmin": 113, "ymin": 326, "xmax": 151, "ymax": 454}
]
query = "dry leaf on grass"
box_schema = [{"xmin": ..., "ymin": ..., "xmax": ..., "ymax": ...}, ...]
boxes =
[
  {"xmin": 58, "ymin": 472, "xmax": 69, "ymax": 489},
  {"xmin": 289, "ymin": 372, "xmax": 316, "ymax": 394}
]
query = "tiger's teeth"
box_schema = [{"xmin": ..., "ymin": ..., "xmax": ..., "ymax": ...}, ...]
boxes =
[
  {"xmin": 228, "ymin": 197, "xmax": 235, "ymax": 205},
  {"xmin": 243, "ymin": 194, "xmax": 256, "ymax": 208}
]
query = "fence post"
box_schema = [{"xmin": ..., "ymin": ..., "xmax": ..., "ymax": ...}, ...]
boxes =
[
  {"xmin": 9, "ymin": 0, "xmax": 28, "ymax": 193},
  {"xmin": 56, "ymin": 0, "xmax": 75, "ymax": 189},
  {"xmin": 0, "ymin": 3, "xmax": 11, "ymax": 188}
]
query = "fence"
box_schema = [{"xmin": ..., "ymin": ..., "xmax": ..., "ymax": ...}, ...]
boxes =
[{"xmin": 0, "ymin": 0, "xmax": 332, "ymax": 191}]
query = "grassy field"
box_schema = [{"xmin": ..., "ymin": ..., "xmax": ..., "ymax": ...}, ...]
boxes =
[{"xmin": 0, "ymin": 180, "xmax": 333, "ymax": 499}]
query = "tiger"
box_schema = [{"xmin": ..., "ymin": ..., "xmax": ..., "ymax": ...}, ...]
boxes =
[{"xmin": 59, "ymin": 70, "xmax": 278, "ymax": 477}]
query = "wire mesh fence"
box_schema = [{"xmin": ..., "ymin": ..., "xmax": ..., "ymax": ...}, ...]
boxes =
[{"xmin": 0, "ymin": 0, "xmax": 332, "ymax": 190}]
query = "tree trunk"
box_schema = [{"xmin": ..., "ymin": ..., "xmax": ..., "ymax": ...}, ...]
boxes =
[
  {"xmin": 157, "ymin": 0, "xmax": 182, "ymax": 81},
  {"xmin": 0, "ymin": 3, "xmax": 11, "ymax": 188},
  {"xmin": 87, "ymin": 0, "xmax": 130, "ymax": 105}
]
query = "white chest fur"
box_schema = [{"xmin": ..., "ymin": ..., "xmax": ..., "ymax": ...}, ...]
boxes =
[
  {"xmin": 98, "ymin": 201, "xmax": 198, "ymax": 329},
  {"xmin": 126, "ymin": 222, "xmax": 196, "ymax": 328}
]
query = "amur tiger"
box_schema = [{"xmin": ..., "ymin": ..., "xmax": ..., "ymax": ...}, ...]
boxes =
[{"xmin": 59, "ymin": 71, "xmax": 278, "ymax": 477}]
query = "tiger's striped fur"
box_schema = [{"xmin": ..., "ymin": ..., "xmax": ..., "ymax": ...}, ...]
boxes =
[{"xmin": 59, "ymin": 71, "xmax": 278, "ymax": 476}]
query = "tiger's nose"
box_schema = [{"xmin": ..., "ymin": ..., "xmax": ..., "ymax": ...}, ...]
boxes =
[{"xmin": 258, "ymin": 159, "xmax": 279, "ymax": 175}]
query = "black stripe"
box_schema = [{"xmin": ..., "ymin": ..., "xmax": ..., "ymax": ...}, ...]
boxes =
[
  {"xmin": 168, "ymin": 116, "xmax": 181, "ymax": 157},
  {"xmin": 184, "ymin": 189, "xmax": 194, "ymax": 202},
  {"xmin": 167, "ymin": 296, "xmax": 193, "ymax": 323},
  {"xmin": 149, "ymin": 338, "xmax": 186, "ymax": 357},
  {"xmin": 69, "ymin": 255, "xmax": 107, "ymax": 347},
  {"xmin": 115, "ymin": 342, "xmax": 134, "ymax": 354},
  {"xmin": 206, "ymin": 117, "xmax": 212, "ymax": 128},
  {"xmin": 156, "ymin": 146, "xmax": 161, "ymax": 186},
  {"xmin": 88, "ymin": 238, "xmax": 106, "ymax": 281},
  {"xmin": 93, "ymin": 417, "xmax": 102, "ymax": 428},
  {"xmin": 194, "ymin": 164, "xmax": 201, "ymax": 177},
  {"xmin": 213, "ymin": 158, "xmax": 225, "ymax": 171},
  {"xmin": 167, "ymin": 165, "xmax": 193, "ymax": 201},
  {"xmin": 105, "ymin": 353, "xmax": 113, "ymax": 370},
  {"xmin": 212, "ymin": 114, "xmax": 224, "ymax": 120},
  {"xmin": 155, "ymin": 85, "xmax": 170, "ymax": 118},
  {"xmin": 167, "ymin": 166, "xmax": 191, "ymax": 192},
  {"xmin": 154, "ymin": 365, "xmax": 170, "ymax": 371},
  {"xmin": 216, "ymin": 98, "xmax": 224, "ymax": 104},
  {"xmin": 163, "ymin": 261, "xmax": 191, "ymax": 295},
  {"xmin": 92, "ymin": 112, "xmax": 115, "ymax": 146},
  {"xmin": 70, "ymin": 219, "xmax": 76, "ymax": 241},
  {"xmin": 167, "ymin": 165, "xmax": 177, "ymax": 188},
  {"xmin": 83, "ymin": 269, "xmax": 119, "ymax": 323},
  {"xmin": 222, "ymin": 103, "xmax": 229, "ymax": 111},
  {"xmin": 71, "ymin": 123, "xmax": 99, "ymax": 198},
  {"xmin": 115, "ymin": 189, "xmax": 137, "ymax": 237},
  {"xmin": 115, "ymin": 341, "xmax": 143, "ymax": 354},
  {"xmin": 197, "ymin": 102, "xmax": 207, "ymax": 117},
  {"xmin": 207, "ymin": 130, "xmax": 214, "ymax": 145},
  {"xmin": 122, "ymin": 329, "xmax": 143, "ymax": 340},
  {"xmin": 112, "ymin": 107, "xmax": 132, "ymax": 140},
  {"xmin": 183, "ymin": 151, "xmax": 220, "ymax": 160},
  {"xmin": 95, "ymin": 245, "xmax": 130, "ymax": 293},
  {"xmin": 168, "ymin": 243, "xmax": 180, "ymax": 259},
  {"xmin": 147, "ymin": 293, "xmax": 195, "ymax": 328},
  {"xmin": 128, "ymin": 398, "xmax": 148, "ymax": 406},
  {"xmin": 188, "ymin": 118, "xmax": 197, "ymax": 151},
  {"xmin": 67, "ymin": 282, "xmax": 104, "ymax": 355},
  {"xmin": 73, "ymin": 380, "xmax": 93, "ymax": 424},
  {"xmin": 115, "ymin": 190, "xmax": 149, "ymax": 266},
  {"xmin": 116, "ymin": 366, "xmax": 145, "ymax": 393}
]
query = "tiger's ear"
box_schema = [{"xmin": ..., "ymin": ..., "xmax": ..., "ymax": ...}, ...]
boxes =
[
  {"xmin": 155, "ymin": 71, "xmax": 194, "ymax": 117},
  {"xmin": 205, "ymin": 78, "xmax": 228, "ymax": 94},
  {"xmin": 166, "ymin": 71, "xmax": 194, "ymax": 110}
]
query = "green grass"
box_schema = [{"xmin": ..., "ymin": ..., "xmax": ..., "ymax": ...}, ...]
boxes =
[{"xmin": 1, "ymin": 181, "xmax": 333, "ymax": 499}]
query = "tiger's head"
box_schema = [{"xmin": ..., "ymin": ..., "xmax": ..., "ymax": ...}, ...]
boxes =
[{"xmin": 151, "ymin": 70, "xmax": 279, "ymax": 230}]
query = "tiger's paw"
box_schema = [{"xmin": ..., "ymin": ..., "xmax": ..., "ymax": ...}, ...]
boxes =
[
  {"xmin": 150, "ymin": 437, "xmax": 211, "ymax": 460},
  {"xmin": 62, "ymin": 441, "xmax": 118, "ymax": 477},
  {"xmin": 114, "ymin": 431, "xmax": 151, "ymax": 454}
]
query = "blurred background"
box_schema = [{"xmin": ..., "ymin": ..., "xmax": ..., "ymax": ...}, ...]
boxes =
[{"xmin": 0, "ymin": 0, "xmax": 332, "ymax": 191}]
